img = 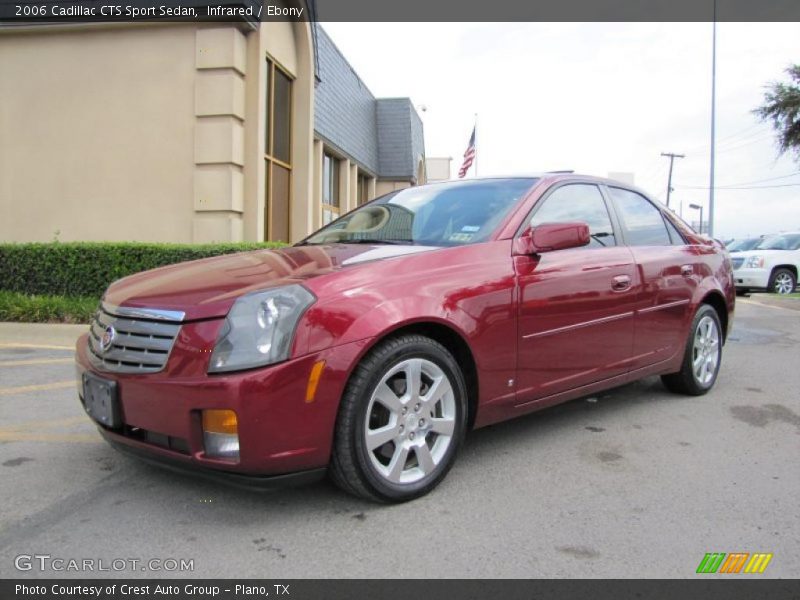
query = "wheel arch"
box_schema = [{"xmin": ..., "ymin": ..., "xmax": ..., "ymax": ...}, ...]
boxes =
[
  {"xmin": 700, "ymin": 290, "xmax": 729, "ymax": 343},
  {"xmin": 349, "ymin": 320, "xmax": 480, "ymax": 431},
  {"xmin": 771, "ymin": 264, "xmax": 798, "ymax": 279}
]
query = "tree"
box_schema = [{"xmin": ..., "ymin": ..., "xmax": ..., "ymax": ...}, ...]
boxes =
[{"xmin": 753, "ymin": 65, "xmax": 800, "ymax": 162}]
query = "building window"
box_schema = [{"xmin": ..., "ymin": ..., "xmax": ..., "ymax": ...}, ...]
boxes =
[
  {"xmin": 322, "ymin": 151, "xmax": 340, "ymax": 225},
  {"xmin": 357, "ymin": 172, "xmax": 369, "ymax": 206},
  {"xmin": 265, "ymin": 58, "xmax": 293, "ymax": 242}
]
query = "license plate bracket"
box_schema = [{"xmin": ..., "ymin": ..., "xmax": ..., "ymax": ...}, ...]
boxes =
[{"xmin": 82, "ymin": 373, "xmax": 121, "ymax": 429}]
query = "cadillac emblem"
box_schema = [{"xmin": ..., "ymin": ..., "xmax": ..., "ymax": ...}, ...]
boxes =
[{"xmin": 100, "ymin": 325, "xmax": 117, "ymax": 353}]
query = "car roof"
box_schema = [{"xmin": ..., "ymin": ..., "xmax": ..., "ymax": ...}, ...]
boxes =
[
  {"xmin": 431, "ymin": 173, "xmax": 643, "ymax": 188},
  {"xmin": 443, "ymin": 173, "xmax": 658, "ymax": 201}
]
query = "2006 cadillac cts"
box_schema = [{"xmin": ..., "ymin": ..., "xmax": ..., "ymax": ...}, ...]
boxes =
[{"xmin": 76, "ymin": 174, "xmax": 735, "ymax": 502}]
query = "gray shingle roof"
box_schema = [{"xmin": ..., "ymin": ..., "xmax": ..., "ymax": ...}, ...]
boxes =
[
  {"xmin": 376, "ymin": 98, "xmax": 424, "ymax": 180},
  {"xmin": 313, "ymin": 26, "xmax": 422, "ymax": 180}
]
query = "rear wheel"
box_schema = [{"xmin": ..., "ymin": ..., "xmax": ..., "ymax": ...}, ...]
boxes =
[
  {"xmin": 769, "ymin": 268, "xmax": 796, "ymax": 295},
  {"xmin": 330, "ymin": 334, "xmax": 467, "ymax": 502},
  {"xmin": 661, "ymin": 304, "xmax": 722, "ymax": 396}
]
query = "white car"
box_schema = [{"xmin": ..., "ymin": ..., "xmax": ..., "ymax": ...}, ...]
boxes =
[{"xmin": 732, "ymin": 232, "xmax": 800, "ymax": 295}]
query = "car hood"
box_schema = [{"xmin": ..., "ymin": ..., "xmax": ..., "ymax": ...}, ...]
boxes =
[
  {"xmin": 103, "ymin": 244, "xmax": 438, "ymax": 321},
  {"xmin": 733, "ymin": 249, "xmax": 794, "ymax": 259}
]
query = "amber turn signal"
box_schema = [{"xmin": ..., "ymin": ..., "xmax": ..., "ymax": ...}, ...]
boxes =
[
  {"xmin": 202, "ymin": 409, "xmax": 238, "ymax": 435},
  {"xmin": 305, "ymin": 360, "xmax": 326, "ymax": 403}
]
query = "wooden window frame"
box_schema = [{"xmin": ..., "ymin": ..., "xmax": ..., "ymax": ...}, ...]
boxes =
[
  {"xmin": 322, "ymin": 150, "xmax": 341, "ymax": 224},
  {"xmin": 264, "ymin": 57, "xmax": 293, "ymax": 242}
]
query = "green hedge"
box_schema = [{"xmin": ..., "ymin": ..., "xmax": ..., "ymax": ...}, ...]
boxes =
[
  {"xmin": 0, "ymin": 242, "xmax": 287, "ymax": 298},
  {"xmin": 0, "ymin": 291, "xmax": 98, "ymax": 324}
]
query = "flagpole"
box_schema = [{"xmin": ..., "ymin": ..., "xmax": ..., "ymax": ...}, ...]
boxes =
[{"xmin": 474, "ymin": 113, "xmax": 478, "ymax": 177}]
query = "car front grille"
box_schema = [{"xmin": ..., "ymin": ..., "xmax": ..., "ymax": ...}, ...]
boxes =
[
  {"xmin": 88, "ymin": 304, "xmax": 182, "ymax": 374},
  {"xmin": 731, "ymin": 257, "xmax": 744, "ymax": 270}
]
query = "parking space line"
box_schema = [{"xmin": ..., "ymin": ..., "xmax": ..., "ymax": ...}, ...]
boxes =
[
  {"xmin": 0, "ymin": 343, "xmax": 75, "ymax": 350},
  {"xmin": 738, "ymin": 298, "xmax": 796, "ymax": 312},
  {"xmin": 0, "ymin": 380, "xmax": 75, "ymax": 396},
  {"xmin": 0, "ymin": 358, "xmax": 74, "ymax": 367},
  {"xmin": 4, "ymin": 416, "xmax": 87, "ymax": 432},
  {"xmin": 0, "ymin": 431, "xmax": 100, "ymax": 443},
  {"xmin": 0, "ymin": 416, "xmax": 99, "ymax": 444}
]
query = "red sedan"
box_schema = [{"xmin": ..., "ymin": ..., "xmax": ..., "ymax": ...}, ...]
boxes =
[{"xmin": 76, "ymin": 174, "xmax": 735, "ymax": 502}]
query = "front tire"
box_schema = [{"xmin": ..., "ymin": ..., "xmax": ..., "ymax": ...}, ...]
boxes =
[
  {"xmin": 330, "ymin": 334, "xmax": 467, "ymax": 502},
  {"xmin": 661, "ymin": 304, "xmax": 722, "ymax": 396},
  {"xmin": 769, "ymin": 268, "xmax": 796, "ymax": 295}
]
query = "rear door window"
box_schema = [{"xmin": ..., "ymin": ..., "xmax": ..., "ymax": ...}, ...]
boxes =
[{"xmin": 608, "ymin": 187, "xmax": 671, "ymax": 246}]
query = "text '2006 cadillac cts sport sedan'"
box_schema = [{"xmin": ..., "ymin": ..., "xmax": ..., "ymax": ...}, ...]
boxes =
[{"xmin": 76, "ymin": 174, "xmax": 735, "ymax": 502}]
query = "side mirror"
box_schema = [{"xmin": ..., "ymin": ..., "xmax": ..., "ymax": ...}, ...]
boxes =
[{"xmin": 512, "ymin": 222, "xmax": 590, "ymax": 255}]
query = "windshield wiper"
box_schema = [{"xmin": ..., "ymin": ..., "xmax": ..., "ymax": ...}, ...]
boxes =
[{"xmin": 336, "ymin": 238, "xmax": 415, "ymax": 245}]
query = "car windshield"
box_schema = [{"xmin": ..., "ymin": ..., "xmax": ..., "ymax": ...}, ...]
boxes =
[
  {"xmin": 727, "ymin": 238, "xmax": 761, "ymax": 252},
  {"xmin": 301, "ymin": 178, "xmax": 538, "ymax": 247},
  {"xmin": 754, "ymin": 233, "xmax": 800, "ymax": 251}
]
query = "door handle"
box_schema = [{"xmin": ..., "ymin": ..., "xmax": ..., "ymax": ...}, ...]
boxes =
[
  {"xmin": 681, "ymin": 265, "xmax": 694, "ymax": 277},
  {"xmin": 611, "ymin": 275, "xmax": 631, "ymax": 292}
]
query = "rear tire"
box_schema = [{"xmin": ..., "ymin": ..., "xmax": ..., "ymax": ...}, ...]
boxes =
[
  {"xmin": 768, "ymin": 268, "xmax": 796, "ymax": 295},
  {"xmin": 661, "ymin": 304, "xmax": 722, "ymax": 396},
  {"xmin": 329, "ymin": 334, "xmax": 467, "ymax": 502}
]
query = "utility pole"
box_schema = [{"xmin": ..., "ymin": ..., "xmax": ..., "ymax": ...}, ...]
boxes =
[{"xmin": 661, "ymin": 152, "xmax": 685, "ymax": 209}]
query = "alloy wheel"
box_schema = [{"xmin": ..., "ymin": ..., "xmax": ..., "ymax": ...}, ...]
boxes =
[
  {"xmin": 363, "ymin": 358, "xmax": 457, "ymax": 485},
  {"xmin": 773, "ymin": 272, "xmax": 795, "ymax": 295},
  {"xmin": 692, "ymin": 315, "xmax": 720, "ymax": 386}
]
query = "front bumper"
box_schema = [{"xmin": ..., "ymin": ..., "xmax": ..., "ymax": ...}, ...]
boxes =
[
  {"xmin": 105, "ymin": 435, "xmax": 326, "ymax": 490},
  {"xmin": 734, "ymin": 268, "xmax": 770, "ymax": 290},
  {"xmin": 75, "ymin": 321, "xmax": 370, "ymax": 480}
]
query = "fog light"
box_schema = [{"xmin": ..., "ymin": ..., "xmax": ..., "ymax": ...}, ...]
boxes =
[{"xmin": 202, "ymin": 409, "xmax": 239, "ymax": 460}]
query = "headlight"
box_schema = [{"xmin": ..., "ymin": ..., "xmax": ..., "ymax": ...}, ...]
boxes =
[
  {"xmin": 208, "ymin": 285, "xmax": 315, "ymax": 373},
  {"xmin": 744, "ymin": 256, "xmax": 764, "ymax": 268}
]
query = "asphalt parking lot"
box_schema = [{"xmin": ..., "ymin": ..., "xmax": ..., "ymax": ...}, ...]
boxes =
[{"xmin": 0, "ymin": 298, "xmax": 798, "ymax": 579}]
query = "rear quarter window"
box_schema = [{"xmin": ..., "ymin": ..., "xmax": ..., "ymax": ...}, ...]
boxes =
[{"xmin": 664, "ymin": 216, "xmax": 686, "ymax": 245}]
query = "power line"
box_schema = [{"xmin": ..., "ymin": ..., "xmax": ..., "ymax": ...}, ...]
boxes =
[
  {"xmin": 677, "ymin": 132, "xmax": 779, "ymax": 162},
  {"xmin": 716, "ymin": 127, "xmax": 773, "ymax": 149},
  {"xmin": 678, "ymin": 172, "xmax": 799, "ymax": 188},
  {"xmin": 718, "ymin": 172, "xmax": 800, "ymax": 186},
  {"xmin": 679, "ymin": 120, "xmax": 771, "ymax": 157},
  {"xmin": 714, "ymin": 133, "xmax": 776, "ymax": 154},
  {"xmin": 676, "ymin": 182, "xmax": 800, "ymax": 190},
  {"xmin": 683, "ymin": 125, "xmax": 770, "ymax": 154},
  {"xmin": 715, "ymin": 121, "xmax": 770, "ymax": 144},
  {"xmin": 690, "ymin": 121, "xmax": 769, "ymax": 151},
  {"xmin": 637, "ymin": 162, "xmax": 669, "ymax": 191},
  {"xmin": 662, "ymin": 167, "xmax": 799, "ymax": 188}
]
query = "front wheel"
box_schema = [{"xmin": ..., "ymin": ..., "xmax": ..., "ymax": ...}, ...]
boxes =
[
  {"xmin": 661, "ymin": 304, "xmax": 722, "ymax": 396},
  {"xmin": 769, "ymin": 268, "xmax": 796, "ymax": 295},
  {"xmin": 330, "ymin": 334, "xmax": 467, "ymax": 502}
]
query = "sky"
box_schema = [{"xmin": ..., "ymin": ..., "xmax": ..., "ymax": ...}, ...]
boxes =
[{"xmin": 321, "ymin": 22, "xmax": 800, "ymax": 240}]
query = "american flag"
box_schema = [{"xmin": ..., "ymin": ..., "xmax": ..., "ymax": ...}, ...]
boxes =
[{"xmin": 458, "ymin": 126, "xmax": 476, "ymax": 178}]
